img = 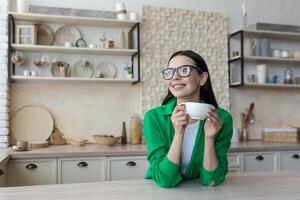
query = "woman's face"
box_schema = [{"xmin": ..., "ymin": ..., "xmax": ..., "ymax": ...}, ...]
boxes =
[{"xmin": 166, "ymin": 55, "xmax": 207, "ymax": 100}]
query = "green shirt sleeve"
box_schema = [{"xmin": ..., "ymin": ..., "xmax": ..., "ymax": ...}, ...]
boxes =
[
  {"xmin": 200, "ymin": 112, "xmax": 233, "ymax": 186},
  {"xmin": 144, "ymin": 111, "xmax": 182, "ymax": 188}
]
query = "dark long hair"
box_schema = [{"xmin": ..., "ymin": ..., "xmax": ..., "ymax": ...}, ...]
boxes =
[{"xmin": 162, "ymin": 50, "xmax": 219, "ymax": 108}]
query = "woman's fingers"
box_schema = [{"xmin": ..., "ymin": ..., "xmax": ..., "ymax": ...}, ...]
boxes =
[{"xmin": 206, "ymin": 110, "xmax": 222, "ymax": 129}]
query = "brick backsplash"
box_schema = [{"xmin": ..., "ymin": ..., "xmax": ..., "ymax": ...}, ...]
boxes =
[{"xmin": 0, "ymin": 0, "xmax": 9, "ymax": 148}]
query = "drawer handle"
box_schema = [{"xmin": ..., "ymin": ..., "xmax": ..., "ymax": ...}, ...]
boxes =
[
  {"xmin": 0, "ymin": 169, "xmax": 4, "ymax": 176},
  {"xmin": 26, "ymin": 163, "xmax": 37, "ymax": 170},
  {"xmin": 292, "ymin": 154, "xmax": 300, "ymax": 159},
  {"xmin": 255, "ymin": 155, "xmax": 264, "ymax": 161},
  {"xmin": 77, "ymin": 161, "xmax": 88, "ymax": 167},
  {"xmin": 126, "ymin": 161, "xmax": 136, "ymax": 167}
]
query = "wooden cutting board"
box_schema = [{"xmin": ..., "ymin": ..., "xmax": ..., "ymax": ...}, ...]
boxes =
[{"xmin": 11, "ymin": 105, "xmax": 54, "ymax": 144}]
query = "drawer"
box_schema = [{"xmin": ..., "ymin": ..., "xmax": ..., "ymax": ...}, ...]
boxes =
[
  {"xmin": 107, "ymin": 156, "xmax": 148, "ymax": 181},
  {"xmin": 243, "ymin": 153, "xmax": 276, "ymax": 172},
  {"xmin": 228, "ymin": 153, "xmax": 240, "ymax": 167},
  {"xmin": 280, "ymin": 151, "xmax": 300, "ymax": 171},
  {"xmin": 0, "ymin": 161, "xmax": 7, "ymax": 187},
  {"xmin": 228, "ymin": 167, "xmax": 241, "ymax": 174},
  {"xmin": 58, "ymin": 157, "xmax": 106, "ymax": 184},
  {"xmin": 7, "ymin": 158, "xmax": 57, "ymax": 186}
]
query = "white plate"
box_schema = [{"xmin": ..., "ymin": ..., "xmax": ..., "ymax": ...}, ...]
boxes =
[
  {"xmin": 95, "ymin": 61, "xmax": 117, "ymax": 78},
  {"xmin": 54, "ymin": 25, "xmax": 82, "ymax": 46},
  {"xmin": 11, "ymin": 105, "xmax": 54, "ymax": 144},
  {"xmin": 72, "ymin": 60, "xmax": 94, "ymax": 78}
]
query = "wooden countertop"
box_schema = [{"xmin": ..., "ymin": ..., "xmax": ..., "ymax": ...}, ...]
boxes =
[
  {"xmin": 1, "ymin": 141, "xmax": 300, "ymax": 163},
  {"xmin": 0, "ymin": 171, "xmax": 299, "ymax": 199}
]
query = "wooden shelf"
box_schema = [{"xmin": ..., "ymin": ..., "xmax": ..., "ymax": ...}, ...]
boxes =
[
  {"xmin": 243, "ymin": 83, "xmax": 300, "ymax": 89},
  {"xmin": 243, "ymin": 30, "xmax": 300, "ymax": 40},
  {"xmin": 11, "ymin": 75, "xmax": 137, "ymax": 83},
  {"xmin": 245, "ymin": 56, "xmax": 300, "ymax": 64},
  {"xmin": 11, "ymin": 44, "xmax": 138, "ymax": 55},
  {"xmin": 9, "ymin": 12, "xmax": 139, "ymax": 28}
]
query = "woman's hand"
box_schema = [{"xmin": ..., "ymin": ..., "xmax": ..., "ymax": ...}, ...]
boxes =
[
  {"xmin": 171, "ymin": 104, "xmax": 189, "ymax": 135},
  {"xmin": 204, "ymin": 107, "xmax": 223, "ymax": 139}
]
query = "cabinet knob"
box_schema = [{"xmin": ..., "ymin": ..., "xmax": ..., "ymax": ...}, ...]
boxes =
[
  {"xmin": 0, "ymin": 169, "xmax": 4, "ymax": 176},
  {"xmin": 292, "ymin": 154, "xmax": 300, "ymax": 159},
  {"xmin": 77, "ymin": 161, "xmax": 88, "ymax": 167},
  {"xmin": 126, "ymin": 161, "xmax": 136, "ymax": 167},
  {"xmin": 255, "ymin": 155, "xmax": 264, "ymax": 161},
  {"xmin": 26, "ymin": 163, "xmax": 38, "ymax": 170}
]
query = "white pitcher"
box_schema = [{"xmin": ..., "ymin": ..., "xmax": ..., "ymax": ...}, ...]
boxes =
[{"xmin": 244, "ymin": 38, "xmax": 258, "ymax": 56}]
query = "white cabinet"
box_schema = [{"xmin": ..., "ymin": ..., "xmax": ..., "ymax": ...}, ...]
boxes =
[
  {"xmin": 279, "ymin": 151, "xmax": 300, "ymax": 171},
  {"xmin": 243, "ymin": 152, "xmax": 276, "ymax": 172},
  {"xmin": 106, "ymin": 156, "xmax": 148, "ymax": 181},
  {"xmin": 7, "ymin": 158, "xmax": 57, "ymax": 186},
  {"xmin": 58, "ymin": 157, "xmax": 106, "ymax": 184},
  {"xmin": 0, "ymin": 161, "xmax": 7, "ymax": 187},
  {"xmin": 228, "ymin": 153, "xmax": 241, "ymax": 174}
]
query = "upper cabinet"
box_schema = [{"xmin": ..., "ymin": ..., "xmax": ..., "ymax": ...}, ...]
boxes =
[
  {"xmin": 8, "ymin": 12, "xmax": 140, "ymax": 84},
  {"xmin": 228, "ymin": 30, "xmax": 300, "ymax": 88}
]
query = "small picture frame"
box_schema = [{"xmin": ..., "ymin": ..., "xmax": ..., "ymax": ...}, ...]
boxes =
[{"xmin": 15, "ymin": 25, "xmax": 37, "ymax": 45}]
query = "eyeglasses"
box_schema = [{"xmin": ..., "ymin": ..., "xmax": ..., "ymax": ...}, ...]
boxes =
[{"xmin": 161, "ymin": 65, "xmax": 203, "ymax": 80}]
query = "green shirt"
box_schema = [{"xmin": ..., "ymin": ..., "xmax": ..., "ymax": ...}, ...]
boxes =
[{"xmin": 143, "ymin": 98, "xmax": 233, "ymax": 188}]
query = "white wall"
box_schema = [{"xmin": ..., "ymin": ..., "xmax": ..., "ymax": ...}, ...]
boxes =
[{"xmin": 11, "ymin": 0, "xmax": 300, "ymax": 32}]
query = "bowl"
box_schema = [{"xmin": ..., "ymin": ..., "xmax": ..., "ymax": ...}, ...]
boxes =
[{"xmin": 92, "ymin": 134, "xmax": 121, "ymax": 146}]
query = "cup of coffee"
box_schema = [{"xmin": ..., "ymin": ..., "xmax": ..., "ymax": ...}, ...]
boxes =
[{"xmin": 181, "ymin": 102, "xmax": 212, "ymax": 120}]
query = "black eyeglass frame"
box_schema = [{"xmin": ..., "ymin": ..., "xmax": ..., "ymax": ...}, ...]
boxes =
[{"xmin": 161, "ymin": 65, "xmax": 204, "ymax": 80}]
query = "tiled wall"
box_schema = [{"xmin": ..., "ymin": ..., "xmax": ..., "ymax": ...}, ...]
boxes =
[
  {"xmin": 140, "ymin": 6, "xmax": 229, "ymax": 115},
  {"xmin": 0, "ymin": 0, "xmax": 9, "ymax": 148}
]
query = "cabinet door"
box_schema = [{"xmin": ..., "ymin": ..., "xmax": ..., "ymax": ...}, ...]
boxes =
[
  {"xmin": 7, "ymin": 158, "xmax": 57, "ymax": 186},
  {"xmin": 228, "ymin": 168, "xmax": 241, "ymax": 174},
  {"xmin": 58, "ymin": 157, "xmax": 106, "ymax": 184},
  {"xmin": 228, "ymin": 153, "xmax": 241, "ymax": 168},
  {"xmin": 0, "ymin": 161, "xmax": 7, "ymax": 187},
  {"xmin": 243, "ymin": 152, "xmax": 276, "ymax": 172},
  {"xmin": 107, "ymin": 156, "xmax": 148, "ymax": 181},
  {"xmin": 280, "ymin": 151, "xmax": 300, "ymax": 171}
]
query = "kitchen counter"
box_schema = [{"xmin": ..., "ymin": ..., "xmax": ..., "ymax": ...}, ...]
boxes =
[
  {"xmin": 1, "ymin": 141, "xmax": 300, "ymax": 162},
  {"xmin": 0, "ymin": 171, "xmax": 299, "ymax": 199}
]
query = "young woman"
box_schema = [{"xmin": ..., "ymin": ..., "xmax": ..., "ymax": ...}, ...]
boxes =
[{"xmin": 144, "ymin": 50, "xmax": 233, "ymax": 188}]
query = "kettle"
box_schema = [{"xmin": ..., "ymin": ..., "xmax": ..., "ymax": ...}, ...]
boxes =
[{"xmin": 284, "ymin": 69, "xmax": 293, "ymax": 84}]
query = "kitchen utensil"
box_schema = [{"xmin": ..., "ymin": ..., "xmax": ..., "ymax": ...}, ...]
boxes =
[
  {"xmin": 51, "ymin": 61, "xmax": 71, "ymax": 77},
  {"xmin": 11, "ymin": 51, "xmax": 25, "ymax": 65},
  {"xmin": 284, "ymin": 69, "xmax": 293, "ymax": 84},
  {"xmin": 93, "ymin": 134, "xmax": 121, "ymax": 146},
  {"xmin": 280, "ymin": 50, "xmax": 290, "ymax": 58},
  {"xmin": 49, "ymin": 128, "xmax": 66, "ymax": 145},
  {"xmin": 259, "ymin": 37, "xmax": 270, "ymax": 57},
  {"xmin": 271, "ymin": 48, "xmax": 281, "ymax": 58},
  {"xmin": 95, "ymin": 61, "xmax": 117, "ymax": 78},
  {"xmin": 267, "ymin": 75, "xmax": 280, "ymax": 84},
  {"xmin": 71, "ymin": 59, "xmax": 94, "ymax": 78},
  {"xmin": 244, "ymin": 102, "xmax": 255, "ymax": 127},
  {"xmin": 11, "ymin": 105, "xmax": 54, "ymax": 144},
  {"xmin": 244, "ymin": 38, "xmax": 257, "ymax": 56},
  {"xmin": 36, "ymin": 24, "xmax": 54, "ymax": 45},
  {"xmin": 54, "ymin": 25, "xmax": 81, "ymax": 46},
  {"xmin": 256, "ymin": 64, "xmax": 267, "ymax": 83},
  {"xmin": 29, "ymin": 141, "xmax": 49, "ymax": 149},
  {"xmin": 64, "ymin": 135, "xmax": 87, "ymax": 146}
]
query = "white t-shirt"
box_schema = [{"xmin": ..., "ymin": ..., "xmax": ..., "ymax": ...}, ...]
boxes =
[{"xmin": 181, "ymin": 120, "xmax": 199, "ymax": 174}]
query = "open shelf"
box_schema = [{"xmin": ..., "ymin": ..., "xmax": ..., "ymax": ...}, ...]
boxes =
[
  {"xmin": 229, "ymin": 56, "xmax": 300, "ymax": 64},
  {"xmin": 11, "ymin": 75, "xmax": 138, "ymax": 83},
  {"xmin": 11, "ymin": 44, "xmax": 138, "ymax": 56},
  {"xmin": 243, "ymin": 83, "xmax": 300, "ymax": 89},
  {"xmin": 230, "ymin": 29, "xmax": 300, "ymax": 40},
  {"xmin": 9, "ymin": 12, "xmax": 139, "ymax": 28}
]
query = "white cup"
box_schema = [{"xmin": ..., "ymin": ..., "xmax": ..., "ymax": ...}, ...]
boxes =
[
  {"xmin": 17, "ymin": 0, "xmax": 27, "ymax": 13},
  {"xmin": 117, "ymin": 13, "xmax": 128, "ymax": 20},
  {"xmin": 115, "ymin": 2, "xmax": 126, "ymax": 12},
  {"xmin": 31, "ymin": 71, "xmax": 37, "ymax": 76},
  {"xmin": 256, "ymin": 64, "xmax": 267, "ymax": 84},
  {"xmin": 128, "ymin": 11, "xmax": 138, "ymax": 21},
  {"xmin": 64, "ymin": 42, "xmax": 73, "ymax": 47},
  {"xmin": 180, "ymin": 102, "xmax": 212, "ymax": 120},
  {"xmin": 23, "ymin": 70, "xmax": 30, "ymax": 76}
]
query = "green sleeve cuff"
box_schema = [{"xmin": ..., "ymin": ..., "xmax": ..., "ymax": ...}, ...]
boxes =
[
  {"xmin": 160, "ymin": 157, "xmax": 181, "ymax": 178},
  {"xmin": 200, "ymin": 164, "xmax": 226, "ymax": 186}
]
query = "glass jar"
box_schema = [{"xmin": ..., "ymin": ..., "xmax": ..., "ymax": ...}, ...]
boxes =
[
  {"xmin": 284, "ymin": 69, "xmax": 293, "ymax": 84},
  {"xmin": 130, "ymin": 114, "xmax": 141, "ymax": 144}
]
